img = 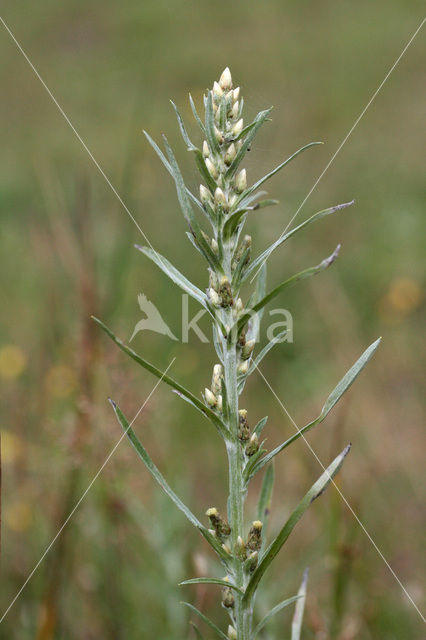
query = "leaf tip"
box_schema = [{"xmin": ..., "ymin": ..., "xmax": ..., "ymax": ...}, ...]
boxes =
[{"xmin": 108, "ymin": 397, "xmax": 117, "ymax": 409}]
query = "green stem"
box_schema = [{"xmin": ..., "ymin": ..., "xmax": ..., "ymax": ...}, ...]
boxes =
[{"xmin": 223, "ymin": 316, "xmax": 251, "ymax": 639}]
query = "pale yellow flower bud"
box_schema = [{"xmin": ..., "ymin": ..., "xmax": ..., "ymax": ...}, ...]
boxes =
[
  {"xmin": 207, "ymin": 288, "xmax": 221, "ymax": 307},
  {"xmin": 231, "ymin": 101, "xmax": 239, "ymax": 119},
  {"xmin": 233, "ymin": 87, "xmax": 240, "ymax": 102},
  {"xmin": 235, "ymin": 298, "xmax": 244, "ymax": 312},
  {"xmin": 228, "ymin": 625, "xmax": 237, "ymax": 640},
  {"xmin": 213, "ymin": 81, "xmax": 223, "ymax": 98},
  {"xmin": 235, "ymin": 168, "xmax": 247, "ymax": 193},
  {"xmin": 219, "ymin": 67, "xmax": 232, "ymax": 91},
  {"xmin": 199, "ymin": 184, "xmax": 210, "ymax": 203},
  {"xmin": 204, "ymin": 388, "xmax": 217, "ymax": 407},
  {"xmin": 232, "ymin": 118, "xmax": 244, "ymax": 136},
  {"xmin": 214, "ymin": 187, "xmax": 227, "ymax": 206},
  {"xmin": 211, "ymin": 238, "xmax": 219, "ymax": 254},
  {"xmin": 202, "ymin": 140, "xmax": 210, "ymax": 157},
  {"xmin": 205, "ymin": 158, "xmax": 218, "ymax": 179},
  {"xmin": 224, "ymin": 143, "xmax": 237, "ymax": 166},
  {"xmin": 238, "ymin": 360, "xmax": 249, "ymax": 375},
  {"xmin": 216, "ymin": 394, "xmax": 223, "ymax": 412},
  {"xmin": 242, "ymin": 339, "xmax": 255, "ymax": 359},
  {"xmin": 214, "ymin": 126, "xmax": 224, "ymax": 144}
]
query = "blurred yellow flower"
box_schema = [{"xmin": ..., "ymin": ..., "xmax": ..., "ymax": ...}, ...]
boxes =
[
  {"xmin": 45, "ymin": 364, "xmax": 77, "ymax": 397},
  {"xmin": 5, "ymin": 501, "xmax": 33, "ymax": 532},
  {"xmin": 386, "ymin": 277, "xmax": 422, "ymax": 314},
  {"xmin": 0, "ymin": 345, "xmax": 27, "ymax": 380},
  {"xmin": 1, "ymin": 429, "xmax": 24, "ymax": 464}
]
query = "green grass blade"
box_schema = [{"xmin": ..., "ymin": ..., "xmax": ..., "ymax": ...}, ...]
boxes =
[
  {"xmin": 134, "ymin": 245, "xmax": 207, "ymax": 308},
  {"xmin": 244, "ymin": 201, "xmax": 354, "ymax": 282},
  {"xmin": 237, "ymin": 245, "xmax": 340, "ymax": 335},
  {"xmin": 93, "ymin": 316, "xmax": 229, "ymax": 438},
  {"xmin": 181, "ymin": 602, "xmax": 228, "ymax": 640},
  {"xmin": 190, "ymin": 622, "xmax": 205, "ymax": 640},
  {"xmin": 243, "ymin": 445, "xmax": 351, "ymax": 604},
  {"xmin": 110, "ymin": 400, "xmax": 230, "ymax": 562},
  {"xmin": 253, "ymin": 594, "xmax": 301, "ymax": 638},
  {"xmin": 251, "ymin": 338, "xmax": 381, "ymax": 477},
  {"xmin": 180, "ymin": 578, "xmax": 244, "ymax": 595},
  {"xmin": 291, "ymin": 569, "xmax": 309, "ymax": 640}
]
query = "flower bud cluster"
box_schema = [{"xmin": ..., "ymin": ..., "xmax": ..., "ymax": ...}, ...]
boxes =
[
  {"xmin": 238, "ymin": 409, "xmax": 260, "ymax": 457},
  {"xmin": 200, "ymin": 68, "xmax": 249, "ymax": 242},
  {"xmin": 206, "ymin": 507, "xmax": 231, "ymax": 542},
  {"xmin": 232, "ymin": 521, "xmax": 263, "ymax": 573}
]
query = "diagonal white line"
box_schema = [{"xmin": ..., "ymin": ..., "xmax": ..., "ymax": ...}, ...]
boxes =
[
  {"xmin": 0, "ymin": 15, "xmax": 166, "ymax": 264},
  {"xmin": 0, "ymin": 357, "xmax": 176, "ymax": 624},
  {"xmin": 254, "ymin": 364, "xmax": 426, "ymax": 624},
  {"xmin": 250, "ymin": 16, "xmax": 426, "ymax": 283}
]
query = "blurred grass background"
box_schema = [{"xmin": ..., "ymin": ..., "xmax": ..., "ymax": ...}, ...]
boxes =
[{"xmin": 0, "ymin": 1, "xmax": 425, "ymax": 638}]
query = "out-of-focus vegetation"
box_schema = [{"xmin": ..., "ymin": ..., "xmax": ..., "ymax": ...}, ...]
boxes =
[{"xmin": 0, "ymin": 2, "xmax": 424, "ymax": 638}]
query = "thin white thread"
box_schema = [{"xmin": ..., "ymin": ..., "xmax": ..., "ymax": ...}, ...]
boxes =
[
  {"xmin": 0, "ymin": 358, "xmax": 176, "ymax": 624},
  {"xmin": 255, "ymin": 364, "xmax": 425, "ymax": 624},
  {"xmin": 250, "ymin": 17, "xmax": 425, "ymax": 283}
]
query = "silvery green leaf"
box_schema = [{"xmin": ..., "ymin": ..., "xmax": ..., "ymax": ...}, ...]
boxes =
[
  {"xmin": 181, "ymin": 603, "xmax": 228, "ymax": 640},
  {"xmin": 248, "ymin": 331, "xmax": 288, "ymax": 374},
  {"xmin": 170, "ymin": 100, "xmax": 196, "ymax": 150},
  {"xmin": 190, "ymin": 622, "xmax": 205, "ymax": 640},
  {"xmin": 291, "ymin": 570, "xmax": 309, "ymax": 640},
  {"xmin": 250, "ymin": 338, "xmax": 381, "ymax": 476},
  {"xmin": 257, "ymin": 462, "xmax": 274, "ymax": 525},
  {"xmin": 225, "ymin": 108, "xmax": 273, "ymax": 178},
  {"xmin": 244, "ymin": 201, "xmax": 354, "ymax": 282},
  {"xmin": 134, "ymin": 245, "xmax": 207, "ymax": 308},
  {"xmin": 253, "ymin": 416, "xmax": 269, "ymax": 437},
  {"xmin": 162, "ymin": 136, "xmax": 221, "ymax": 270},
  {"xmin": 205, "ymin": 91, "xmax": 220, "ymax": 153},
  {"xmin": 231, "ymin": 245, "xmax": 251, "ymax": 288},
  {"xmin": 243, "ymin": 445, "xmax": 350, "ymax": 604},
  {"xmin": 93, "ymin": 317, "xmax": 229, "ymax": 439},
  {"xmin": 237, "ymin": 245, "xmax": 341, "ymax": 335},
  {"xmin": 240, "ymin": 142, "xmax": 322, "ymax": 204},
  {"xmin": 223, "ymin": 199, "xmax": 278, "ymax": 240},
  {"xmin": 189, "ymin": 94, "xmax": 206, "ymax": 133},
  {"xmin": 245, "ymin": 263, "xmax": 267, "ymax": 343},
  {"xmin": 110, "ymin": 400, "xmax": 230, "ymax": 562},
  {"xmin": 180, "ymin": 577, "xmax": 244, "ymax": 595},
  {"xmin": 253, "ymin": 594, "xmax": 301, "ymax": 638}
]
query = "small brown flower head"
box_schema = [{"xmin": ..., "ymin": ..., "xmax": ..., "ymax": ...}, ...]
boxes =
[
  {"xmin": 245, "ymin": 433, "xmax": 259, "ymax": 457},
  {"xmin": 238, "ymin": 409, "xmax": 250, "ymax": 443},
  {"xmin": 247, "ymin": 520, "xmax": 263, "ymax": 551},
  {"xmin": 244, "ymin": 550, "xmax": 258, "ymax": 573},
  {"xmin": 206, "ymin": 507, "xmax": 231, "ymax": 541}
]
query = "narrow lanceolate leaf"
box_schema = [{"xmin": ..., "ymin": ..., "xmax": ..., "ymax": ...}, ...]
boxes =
[
  {"xmin": 243, "ymin": 445, "xmax": 351, "ymax": 604},
  {"xmin": 92, "ymin": 317, "xmax": 229, "ymax": 438},
  {"xmin": 179, "ymin": 578, "xmax": 244, "ymax": 596},
  {"xmin": 225, "ymin": 108, "xmax": 273, "ymax": 178},
  {"xmin": 237, "ymin": 245, "xmax": 341, "ymax": 335},
  {"xmin": 189, "ymin": 94, "xmax": 206, "ymax": 133},
  {"xmin": 181, "ymin": 603, "xmax": 228, "ymax": 640},
  {"xmin": 239, "ymin": 142, "xmax": 322, "ymax": 207},
  {"xmin": 291, "ymin": 570, "xmax": 309, "ymax": 640},
  {"xmin": 248, "ymin": 331, "xmax": 288, "ymax": 374},
  {"xmin": 135, "ymin": 245, "xmax": 207, "ymax": 308},
  {"xmin": 252, "ymin": 594, "xmax": 301, "ymax": 638},
  {"xmin": 245, "ymin": 263, "xmax": 267, "ymax": 343},
  {"xmin": 222, "ymin": 199, "xmax": 279, "ymax": 240},
  {"xmin": 243, "ymin": 201, "xmax": 354, "ymax": 282},
  {"xmin": 257, "ymin": 462, "xmax": 275, "ymax": 524},
  {"xmin": 162, "ymin": 136, "xmax": 220, "ymax": 270},
  {"xmin": 253, "ymin": 416, "xmax": 269, "ymax": 437},
  {"xmin": 171, "ymin": 100, "xmax": 196, "ymax": 150},
  {"xmin": 190, "ymin": 622, "xmax": 205, "ymax": 640},
  {"xmin": 110, "ymin": 401, "xmax": 230, "ymax": 562},
  {"xmin": 250, "ymin": 338, "xmax": 381, "ymax": 476},
  {"xmin": 205, "ymin": 91, "xmax": 221, "ymax": 153}
]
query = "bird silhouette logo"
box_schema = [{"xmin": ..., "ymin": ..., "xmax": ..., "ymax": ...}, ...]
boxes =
[{"xmin": 129, "ymin": 293, "xmax": 178, "ymax": 342}]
